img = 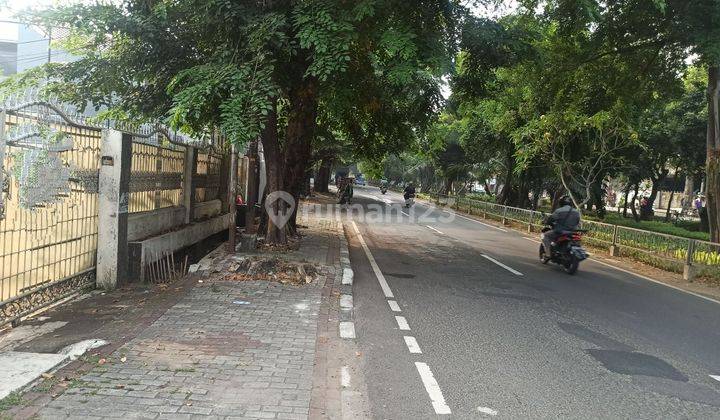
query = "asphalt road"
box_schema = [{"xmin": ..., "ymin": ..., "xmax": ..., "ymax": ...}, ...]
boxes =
[{"xmin": 344, "ymin": 185, "xmax": 720, "ymax": 419}]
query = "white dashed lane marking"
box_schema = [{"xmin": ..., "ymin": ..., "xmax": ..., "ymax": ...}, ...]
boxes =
[
  {"xmin": 404, "ymin": 336, "xmax": 422, "ymax": 354},
  {"xmin": 415, "ymin": 362, "xmax": 452, "ymax": 415},
  {"xmin": 425, "ymin": 225, "xmax": 444, "ymax": 235},
  {"xmin": 481, "ymin": 254, "xmax": 524, "ymax": 276},
  {"xmin": 395, "ymin": 316, "xmax": 411, "ymax": 331},
  {"xmin": 710, "ymin": 374, "xmax": 720, "ymax": 382},
  {"xmin": 388, "ymin": 300, "xmax": 401, "ymax": 312}
]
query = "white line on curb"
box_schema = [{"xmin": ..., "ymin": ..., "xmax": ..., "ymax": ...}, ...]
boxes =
[
  {"xmin": 342, "ymin": 267, "xmax": 354, "ymax": 285},
  {"xmin": 404, "ymin": 336, "xmax": 422, "ymax": 354},
  {"xmin": 388, "ymin": 300, "xmax": 401, "ymax": 312},
  {"xmin": 482, "ymin": 254, "xmax": 523, "ymax": 276},
  {"xmin": 425, "ymin": 225, "xmax": 444, "ymax": 235},
  {"xmin": 340, "ymin": 294, "xmax": 353, "ymax": 309},
  {"xmin": 339, "ymin": 322, "xmax": 356, "ymax": 339},
  {"xmin": 415, "ymin": 362, "xmax": 451, "ymax": 415},
  {"xmin": 395, "ymin": 316, "xmax": 410, "ymax": 330},
  {"xmin": 351, "ymin": 221, "xmax": 395, "ymax": 298},
  {"xmin": 341, "ymin": 366, "xmax": 351, "ymax": 388},
  {"xmin": 710, "ymin": 374, "xmax": 720, "ymax": 383}
]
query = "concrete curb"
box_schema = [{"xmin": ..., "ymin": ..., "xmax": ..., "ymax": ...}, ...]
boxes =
[{"xmin": 338, "ymin": 222, "xmax": 355, "ymax": 338}]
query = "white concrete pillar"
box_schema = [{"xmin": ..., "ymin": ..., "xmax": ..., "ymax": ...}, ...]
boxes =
[{"xmin": 97, "ymin": 129, "xmax": 132, "ymax": 290}]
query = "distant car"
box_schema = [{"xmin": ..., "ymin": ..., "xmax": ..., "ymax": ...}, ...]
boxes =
[{"xmin": 354, "ymin": 178, "xmax": 366, "ymax": 186}]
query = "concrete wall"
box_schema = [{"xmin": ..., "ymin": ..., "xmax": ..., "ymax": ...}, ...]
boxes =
[
  {"xmin": 128, "ymin": 213, "xmax": 231, "ymax": 281},
  {"xmin": 193, "ymin": 199, "xmax": 222, "ymax": 220},
  {"xmin": 128, "ymin": 206, "xmax": 186, "ymax": 242}
]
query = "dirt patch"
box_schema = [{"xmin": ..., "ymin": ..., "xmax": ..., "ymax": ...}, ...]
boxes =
[{"xmin": 220, "ymin": 256, "xmax": 320, "ymax": 285}]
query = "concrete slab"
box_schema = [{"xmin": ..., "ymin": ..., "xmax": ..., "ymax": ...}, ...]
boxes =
[{"xmin": 0, "ymin": 351, "xmax": 68, "ymax": 399}]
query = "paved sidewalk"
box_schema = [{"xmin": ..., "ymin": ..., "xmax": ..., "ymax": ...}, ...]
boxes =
[{"xmin": 4, "ymin": 211, "xmax": 348, "ymax": 420}]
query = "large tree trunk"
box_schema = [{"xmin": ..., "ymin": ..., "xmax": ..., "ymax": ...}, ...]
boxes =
[
  {"xmin": 316, "ymin": 158, "xmax": 332, "ymax": 193},
  {"xmin": 283, "ymin": 78, "xmax": 319, "ymax": 234},
  {"xmin": 706, "ymin": 65, "xmax": 720, "ymax": 242},
  {"xmin": 261, "ymin": 99, "xmax": 287, "ymax": 245}
]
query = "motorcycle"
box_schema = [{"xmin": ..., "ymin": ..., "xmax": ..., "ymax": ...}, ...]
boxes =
[
  {"xmin": 404, "ymin": 194, "xmax": 415, "ymax": 208},
  {"xmin": 539, "ymin": 226, "xmax": 589, "ymax": 274}
]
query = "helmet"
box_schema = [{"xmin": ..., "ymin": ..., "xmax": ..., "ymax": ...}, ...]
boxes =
[{"xmin": 559, "ymin": 196, "xmax": 573, "ymax": 207}]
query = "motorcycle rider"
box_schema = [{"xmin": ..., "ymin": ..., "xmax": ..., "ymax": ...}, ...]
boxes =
[
  {"xmin": 543, "ymin": 196, "xmax": 581, "ymax": 255},
  {"xmin": 403, "ymin": 182, "xmax": 416, "ymax": 207},
  {"xmin": 338, "ymin": 177, "xmax": 354, "ymax": 204}
]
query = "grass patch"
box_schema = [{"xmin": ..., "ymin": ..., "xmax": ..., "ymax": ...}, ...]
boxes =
[
  {"xmin": 0, "ymin": 392, "xmax": 24, "ymax": 412},
  {"xmin": 587, "ymin": 213, "xmax": 710, "ymax": 241}
]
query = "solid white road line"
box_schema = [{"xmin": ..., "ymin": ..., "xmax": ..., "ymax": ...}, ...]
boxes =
[
  {"xmin": 710, "ymin": 374, "xmax": 720, "ymax": 383},
  {"xmin": 426, "ymin": 225, "xmax": 444, "ymax": 235},
  {"xmin": 395, "ymin": 316, "xmax": 411, "ymax": 330},
  {"xmin": 402, "ymin": 211, "xmax": 410, "ymax": 217},
  {"xmin": 404, "ymin": 336, "xmax": 422, "ymax": 354},
  {"xmin": 351, "ymin": 221, "xmax": 395, "ymax": 298},
  {"xmin": 481, "ymin": 254, "xmax": 524, "ymax": 276},
  {"xmin": 415, "ymin": 362, "xmax": 452, "ymax": 415},
  {"xmin": 477, "ymin": 406, "xmax": 498, "ymax": 416},
  {"xmin": 589, "ymin": 257, "xmax": 720, "ymax": 306},
  {"xmin": 341, "ymin": 366, "xmax": 351, "ymax": 388},
  {"xmin": 453, "ymin": 212, "xmax": 508, "ymax": 232},
  {"xmin": 339, "ymin": 322, "xmax": 356, "ymax": 339},
  {"xmin": 523, "ymin": 236, "xmax": 541, "ymax": 243},
  {"xmin": 388, "ymin": 300, "xmax": 401, "ymax": 312}
]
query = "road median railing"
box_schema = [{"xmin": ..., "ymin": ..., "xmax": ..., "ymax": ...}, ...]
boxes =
[{"xmin": 420, "ymin": 192, "xmax": 720, "ymax": 282}]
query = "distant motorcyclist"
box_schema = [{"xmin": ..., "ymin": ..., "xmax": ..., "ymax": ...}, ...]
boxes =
[
  {"xmin": 403, "ymin": 183, "xmax": 416, "ymax": 208},
  {"xmin": 339, "ymin": 178, "xmax": 354, "ymax": 204},
  {"xmin": 543, "ymin": 196, "xmax": 581, "ymax": 253},
  {"xmin": 403, "ymin": 183, "xmax": 416, "ymax": 199}
]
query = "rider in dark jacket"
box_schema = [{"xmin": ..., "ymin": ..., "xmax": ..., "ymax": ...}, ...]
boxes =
[
  {"xmin": 403, "ymin": 183, "xmax": 416, "ymax": 200},
  {"xmin": 543, "ymin": 196, "xmax": 581, "ymax": 252}
]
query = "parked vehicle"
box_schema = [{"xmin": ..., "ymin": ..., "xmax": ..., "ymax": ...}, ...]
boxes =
[{"xmin": 539, "ymin": 227, "xmax": 588, "ymax": 274}]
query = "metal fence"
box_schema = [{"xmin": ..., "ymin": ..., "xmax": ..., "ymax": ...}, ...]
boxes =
[
  {"xmin": 0, "ymin": 93, "xmax": 226, "ymax": 327},
  {"xmin": 129, "ymin": 140, "xmax": 185, "ymax": 213},
  {"xmin": 0, "ymin": 107, "xmax": 100, "ymax": 325},
  {"xmin": 195, "ymin": 151, "xmax": 223, "ymax": 203},
  {"xmin": 424, "ymin": 192, "xmax": 720, "ymax": 280}
]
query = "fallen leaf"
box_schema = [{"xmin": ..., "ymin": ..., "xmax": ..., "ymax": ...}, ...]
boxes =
[
  {"xmin": 98, "ymin": 358, "xmax": 107, "ymax": 365},
  {"xmin": 41, "ymin": 373, "xmax": 54, "ymax": 379},
  {"xmin": 355, "ymin": 352, "xmax": 362, "ymax": 357},
  {"xmin": 120, "ymin": 356, "xmax": 127, "ymax": 363},
  {"xmin": 115, "ymin": 384, "xmax": 125, "ymax": 389}
]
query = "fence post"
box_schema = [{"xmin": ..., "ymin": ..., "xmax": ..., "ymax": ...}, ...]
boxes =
[
  {"xmin": 182, "ymin": 146, "xmax": 196, "ymax": 224},
  {"xmin": 501, "ymin": 206, "xmax": 508, "ymax": 225},
  {"xmin": 528, "ymin": 211, "xmax": 534, "ymax": 233},
  {"xmin": 97, "ymin": 129, "xmax": 132, "ymax": 290},
  {"xmin": 609, "ymin": 224, "xmax": 619, "ymax": 257},
  {"xmin": 683, "ymin": 240, "xmax": 696, "ymax": 282},
  {"xmin": 227, "ymin": 144, "xmax": 238, "ymax": 252}
]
